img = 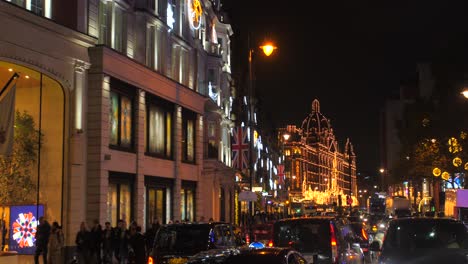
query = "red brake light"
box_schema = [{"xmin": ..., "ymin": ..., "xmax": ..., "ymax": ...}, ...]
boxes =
[
  {"xmin": 361, "ymin": 228, "xmax": 368, "ymax": 240},
  {"xmin": 329, "ymin": 222, "xmax": 338, "ymax": 263},
  {"xmin": 330, "ymin": 223, "xmax": 337, "ymax": 246},
  {"xmin": 148, "ymin": 256, "xmax": 154, "ymax": 264},
  {"xmin": 268, "ymin": 240, "xmax": 273, "ymax": 247}
]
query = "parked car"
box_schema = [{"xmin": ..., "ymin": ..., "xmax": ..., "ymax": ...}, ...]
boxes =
[
  {"xmin": 187, "ymin": 247, "xmax": 308, "ymax": 264},
  {"xmin": 273, "ymin": 216, "xmax": 364, "ymax": 264},
  {"xmin": 147, "ymin": 222, "xmax": 243, "ymax": 264},
  {"xmin": 370, "ymin": 217, "xmax": 468, "ymax": 264}
]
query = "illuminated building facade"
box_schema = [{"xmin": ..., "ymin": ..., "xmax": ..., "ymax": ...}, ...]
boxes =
[
  {"xmin": 0, "ymin": 0, "xmax": 236, "ymax": 256},
  {"xmin": 279, "ymin": 99, "xmax": 358, "ymax": 206}
]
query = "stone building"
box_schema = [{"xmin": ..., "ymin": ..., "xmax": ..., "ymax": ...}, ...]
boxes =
[
  {"xmin": 0, "ymin": 0, "xmax": 236, "ymax": 259},
  {"xmin": 279, "ymin": 99, "xmax": 357, "ymax": 206}
]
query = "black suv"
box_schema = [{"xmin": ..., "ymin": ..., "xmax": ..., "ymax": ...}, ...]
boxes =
[
  {"xmin": 370, "ymin": 217, "xmax": 468, "ymax": 264},
  {"xmin": 148, "ymin": 222, "xmax": 243, "ymax": 264},
  {"xmin": 273, "ymin": 216, "xmax": 364, "ymax": 264}
]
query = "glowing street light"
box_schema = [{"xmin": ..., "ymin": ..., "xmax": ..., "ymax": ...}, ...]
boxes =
[
  {"xmin": 260, "ymin": 42, "xmax": 277, "ymax": 57},
  {"xmin": 461, "ymin": 87, "xmax": 468, "ymax": 99},
  {"xmin": 283, "ymin": 133, "xmax": 290, "ymax": 141}
]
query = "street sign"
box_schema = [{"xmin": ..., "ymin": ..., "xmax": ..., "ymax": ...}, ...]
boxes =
[{"xmin": 239, "ymin": 191, "xmax": 257, "ymax": 201}]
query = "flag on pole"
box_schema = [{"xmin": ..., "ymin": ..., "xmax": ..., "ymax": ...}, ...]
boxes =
[
  {"xmin": 0, "ymin": 82, "xmax": 16, "ymax": 156},
  {"xmin": 277, "ymin": 164, "xmax": 285, "ymax": 185},
  {"xmin": 232, "ymin": 126, "xmax": 249, "ymax": 170}
]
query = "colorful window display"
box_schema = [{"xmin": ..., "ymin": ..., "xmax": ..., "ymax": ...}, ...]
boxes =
[{"xmin": 9, "ymin": 205, "xmax": 44, "ymax": 255}]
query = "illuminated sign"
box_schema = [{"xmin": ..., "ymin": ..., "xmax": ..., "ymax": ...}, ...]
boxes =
[{"xmin": 188, "ymin": 0, "xmax": 202, "ymax": 30}]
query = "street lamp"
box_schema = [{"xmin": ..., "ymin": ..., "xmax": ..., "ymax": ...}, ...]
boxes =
[
  {"xmin": 248, "ymin": 38, "xmax": 277, "ymax": 216},
  {"xmin": 461, "ymin": 87, "xmax": 468, "ymax": 99},
  {"xmin": 379, "ymin": 168, "xmax": 385, "ymax": 191}
]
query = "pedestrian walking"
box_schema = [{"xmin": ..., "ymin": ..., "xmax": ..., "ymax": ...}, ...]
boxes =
[
  {"xmin": 114, "ymin": 219, "xmax": 129, "ymax": 264},
  {"xmin": 144, "ymin": 219, "xmax": 160, "ymax": 255},
  {"xmin": 35, "ymin": 216, "xmax": 51, "ymax": 264},
  {"xmin": 129, "ymin": 225, "xmax": 146, "ymax": 264},
  {"xmin": 76, "ymin": 221, "xmax": 92, "ymax": 264},
  {"xmin": 90, "ymin": 219, "xmax": 103, "ymax": 264},
  {"xmin": 102, "ymin": 221, "xmax": 114, "ymax": 264},
  {"xmin": 48, "ymin": 221, "xmax": 64, "ymax": 264}
]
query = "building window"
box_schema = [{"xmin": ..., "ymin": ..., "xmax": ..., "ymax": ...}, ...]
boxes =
[
  {"xmin": 99, "ymin": 0, "xmax": 109, "ymax": 45},
  {"xmin": 146, "ymin": 26, "xmax": 164, "ymax": 71},
  {"xmin": 146, "ymin": 176, "xmax": 173, "ymax": 225},
  {"xmin": 146, "ymin": 96, "xmax": 173, "ymax": 158},
  {"xmin": 98, "ymin": 1, "xmax": 126, "ymax": 52},
  {"xmin": 207, "ymin": 121, "xmax": 217, "ymax": 158},
  {"xmin": 9, "ymin": 0, "xmax": 48, "ymax": 17},
  {"xmin": 171, "ymin": 45, "xmax": 190, "ymax": 86},
  {"xmin": 107, "ymin": 173, "xmax": 134, "ymax": 226},
  {"xmin": 113, "ymin": 5, "xmax": 125, "ymax": 52},
  {"xmin": 146, "ymin": 25, "xmax": 156, "ymax": 69},
  {"xmin": 0, "ymin": 62, "xmax": 64, "ymax": 248},
  {"xmin": 147, "ymin": 188, "xmax": 166, "ymax": 224},
  {"xmin": 30, "ymin": 0, "xmax": 43, "ymax": 15},
  {"xmin": 181, "ymin": 182, "xmax": 195, "ymax": 222},
  {"xmin": 182, "ymin": 110, "xmax": 196, "ymax": 162},
  {"xmin": 110, "ymin": 90, "xmax": 133, "ymax": 150}
]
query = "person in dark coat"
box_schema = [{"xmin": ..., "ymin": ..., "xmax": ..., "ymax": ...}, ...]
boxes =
[
  {"xmin": 144, "ymin": 219, "xmax": 160, "ymax": 254},
  {"xmin": 102, "ymin": 221, "xmax": 114, "ymax": 264},
  {"xmin": 75, "ymin": 221, "xmax": 92, "ymax": 264},
  {"xmin": 129, "ymin": 225, "xmax": 146, "ymax": 264},
  {"xmin": 114, "ymin": 219, "xmax": 130, "ymax": 264},
  {"xmin": 35, "ymin": 216, "xmax": 51, "ymax": 264},
  {"xmin": 90, "ymin": 219, "xmax": 103, "ymax": 264}
]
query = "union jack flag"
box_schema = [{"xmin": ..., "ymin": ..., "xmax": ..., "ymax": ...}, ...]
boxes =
[
  {"xmin": 277, "ymin": 164, "xmax": 285, "ymax": 185},
  {"xmin": 232, "ymin": 126, "xmax": 249, "ymax": 170}
]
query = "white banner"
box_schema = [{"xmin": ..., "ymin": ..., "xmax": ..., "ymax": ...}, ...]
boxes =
[{"xmin": 0, "ymin": 83, "xmax": 16, "ymax": 156}]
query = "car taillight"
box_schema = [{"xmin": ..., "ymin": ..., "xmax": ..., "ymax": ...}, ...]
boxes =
[
  {"xmin": 268, "ymin": 240, "xmax": 273, "ymax": 247},
  {"xmin": 148, "ymin": 256, "xmax": 154, "ymax": 264},
  {"xmin": 330, "ymin": 222, "xmax": 338, "ymax": 263},
  {"xmin": 361, "ymin": 228, "xmax": 368, "ymax": 240}
]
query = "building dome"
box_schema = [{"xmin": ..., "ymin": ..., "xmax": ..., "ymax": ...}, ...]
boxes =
[{"xmin": 301, "ymin": 99, "xmax": 332, "ymax": 143}]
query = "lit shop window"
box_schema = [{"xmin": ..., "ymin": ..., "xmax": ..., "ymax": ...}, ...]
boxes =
[
  {"xmin": 146, "ymin": 98, "xmax": 173, "ymax": 158},
  {"xmin": 180, "ymin": 188, "xmax": 194, "ymax": 222},
  {"xmin": 182, "ymin": 110, "xmax": 196, "ymax": 162},
  {"xmin": 110, "ymin": 91, "xmax": 133, "ymax": 149},
  {"xmin": 107, "ymin": 180, "xmax": 132, "ymax": 226}
]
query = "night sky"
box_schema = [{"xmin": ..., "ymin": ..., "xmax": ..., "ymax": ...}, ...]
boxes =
[{"xmin": 222, "ymin": 1, "xmax": 466, "ymax": 175}]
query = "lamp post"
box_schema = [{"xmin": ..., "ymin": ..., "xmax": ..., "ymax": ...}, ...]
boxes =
[
  {"xmin": 379, "ymin": 168, "xmax": 385, "ymax": 192},
  {"xmin": 247, "ymin": 37, "xmax": 277, "ymax": 216}
]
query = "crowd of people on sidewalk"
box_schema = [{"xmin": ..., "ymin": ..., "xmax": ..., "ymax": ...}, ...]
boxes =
[
  {"xmin": 32, "ymin": 216, "xmax": 161, "ymax": 264},
  {"xmin": 74, "ymin": 219, "xmax": 160, "ymax": 264}
]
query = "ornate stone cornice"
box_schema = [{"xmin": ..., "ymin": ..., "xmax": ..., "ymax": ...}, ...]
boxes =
[{"xmin": 74, "ymin": 59, "xmax": 91, "ymax": 74}]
